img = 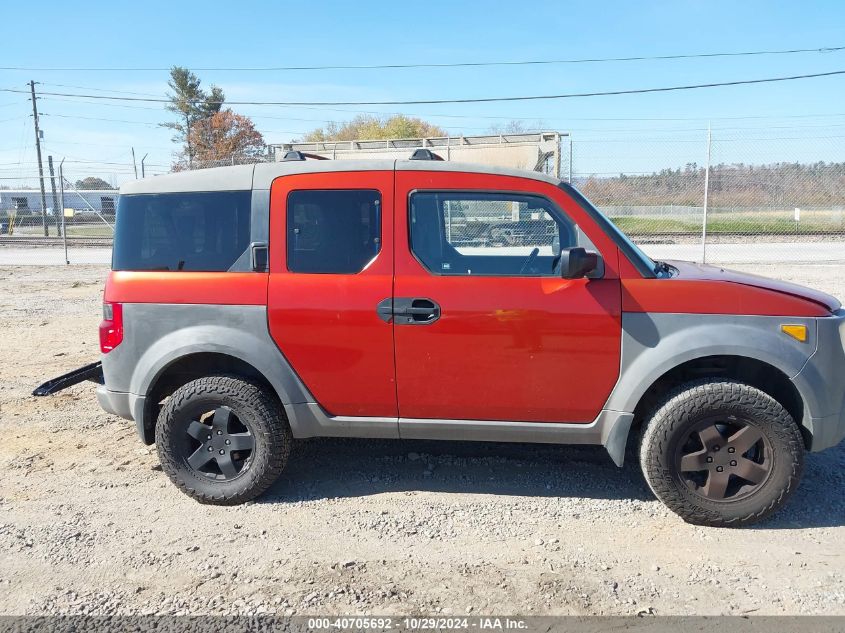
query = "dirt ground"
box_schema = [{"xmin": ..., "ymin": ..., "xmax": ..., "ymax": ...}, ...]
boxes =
[{"xmin": 1, "ymin": 263, "xmax": 844, "ymax": 616}]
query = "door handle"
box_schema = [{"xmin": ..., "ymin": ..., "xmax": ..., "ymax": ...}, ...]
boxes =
[
  {"xmin": 376, "ymin": 297, "xmax": 441, "ymax": 325},
  {"xmin": 249, "ymin": 241, "xmax": 268, "ymax": 272},
  {"xmin": 395, "ymin": 298, "xmax": 440, "ymax": 325}
]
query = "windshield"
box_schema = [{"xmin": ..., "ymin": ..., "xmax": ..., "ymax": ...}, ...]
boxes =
[{"xmin": 558, "ymin": 183, "xmax": 658, "ymax": 278}]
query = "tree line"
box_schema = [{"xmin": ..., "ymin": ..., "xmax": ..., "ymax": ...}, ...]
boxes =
[
  {"xmin": 161, "ymin": 67, "xmax": 445, "ymax": 169},
  {"xmin": 578, "ymin": 161, "xmax": 845, "ymax": 208}
]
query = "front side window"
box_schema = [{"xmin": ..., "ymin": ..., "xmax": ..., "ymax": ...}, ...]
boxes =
[
  {"xmin": 112, "ymin": 191, "xmax": 251, "ymax": 272},
  {"xmin": 409, "ymin": 191, "xmax": 578, "ymax": 276},
  {"xmin": 287, "ymin": 189, "xmax": 381, "ymax": 274}
]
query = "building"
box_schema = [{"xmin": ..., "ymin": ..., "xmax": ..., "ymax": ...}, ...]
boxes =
[{"xmin": 0, "ymin": 189, "xmax": 119, "ymax": 216}]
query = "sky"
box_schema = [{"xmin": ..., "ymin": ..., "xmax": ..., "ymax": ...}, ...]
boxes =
[{"xmin": 1, "ymin": 0, "xmax": 844, "ymax": 186}]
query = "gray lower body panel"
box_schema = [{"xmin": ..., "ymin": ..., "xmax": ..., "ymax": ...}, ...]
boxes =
[
  {"xmin": 287, "ymin": 403, "xmax": 633, "ymax": 466},
  {"xmin": 97, "ymin": 385, "xmax": 148, "ymax": 442},
  {"xmin": 791, "ymin": 310, "xmax": 845, "ymax": 452},
  {"xmin": 612, "ymin": 311, "xmax": 845, "ymax": 453},
  {"xmin": 285, "ymin": 403, "xmax": 399, "ymax": 439},
  {"xmin": 804, "ymin": 411, "xmax": 845, "ymax": 452},
  {"xmin": 96, "ymin": 385, "xmax": 133, "ymax": 420}
]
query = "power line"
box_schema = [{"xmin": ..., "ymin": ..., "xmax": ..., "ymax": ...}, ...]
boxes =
[
  {"xmin": 42, "ymin": 113, "xmax": 161, "ymax": 126},
  {"xmin": 31, "ymin": 87, "xmax": 845, "ymax": 122},
  {"xmin": 26, "ymin": 84, "xmax": 845, "ymax": 122},
  {"xmin": 4, "ymin": 70, "xmax": 844, "ymax": 106},
  {"xmin": 38, "ymin": 82, "xmax": 166, "ymax": 97},
  {"xmin": 38, "ymin": 96, "xmax": 164, "ymax": 111},
  {"xmin": 29, "ymin": 110, "xmax": 845, "ymax": 136},
  {"xmin": 28, "ymin": 98, "xmax": 845, "ymax": 127},
  {"xmin": 245, "ymin": 105, "xmax": 845, "ymax": 123},
  {"xmin": 1, "ymin": 45, "xmax": 843, "ymax": 72},
  {"xmin": 42, "ymin": 139, "xmax": 173, "ymax": 150}
]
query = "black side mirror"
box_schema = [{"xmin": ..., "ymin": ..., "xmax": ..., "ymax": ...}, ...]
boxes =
[{"xmin": 560, "ymin": 247, "xmax": 599, "ymax": 279}]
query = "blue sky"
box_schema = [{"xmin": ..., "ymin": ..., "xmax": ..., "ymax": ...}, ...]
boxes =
[{"xmin": 1, "ymin": 0, "xmax": 844, "ymax": 185}]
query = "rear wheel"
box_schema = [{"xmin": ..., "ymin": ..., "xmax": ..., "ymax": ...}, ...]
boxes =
[
  {"xmin": 640, "ymin": 379, "xmax": 804, "ymax": 527},
  {"xmin": 156, "ymin": 376, "xmax": 291, "ymax": 505}
]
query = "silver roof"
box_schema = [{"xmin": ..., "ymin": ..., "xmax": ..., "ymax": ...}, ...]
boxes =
[
  {"xmin": 120, "ymin": 164, "xmax": 256, "ymax": 194},
  {"xmin": 394, "ymin": 160, "xmax": 560, "ymax": 186},
  {"xmin": 119, "ymin": 159, "xmax": 561, "ymax": 194}
]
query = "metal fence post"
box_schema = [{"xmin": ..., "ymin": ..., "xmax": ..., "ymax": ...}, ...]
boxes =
[
  {"xmin": 568, "ymin": 136, "xmax": 573, "ymax": 184},
  {"xmin": 47, "ymin": 155, "xmax": 61, "ymax": 237},
  {"xmin": 59, "ymin": 159, "xmax": 69, "ymax": 265},
  {"xmin": 701, "ymin": 124, "xmax": 712, "ymax": 264}
]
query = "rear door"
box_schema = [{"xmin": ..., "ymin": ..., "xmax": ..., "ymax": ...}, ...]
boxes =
[{"xmin": 267, "ymin": 171, "xmax": 396, "ymax": 417}]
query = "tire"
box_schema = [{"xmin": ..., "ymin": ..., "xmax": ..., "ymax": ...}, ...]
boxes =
[
  {"xmin": 156, "ymin": 376, "xmax": 291, "ymax": 505},
  {"xmin": 639, "ymin": 379, "xmax": 804, "ymax": 527}
]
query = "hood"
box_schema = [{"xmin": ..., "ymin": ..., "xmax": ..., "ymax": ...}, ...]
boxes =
[{"xmin": 667, "ymin": 260, "xmax": 841, "ymax": 313}]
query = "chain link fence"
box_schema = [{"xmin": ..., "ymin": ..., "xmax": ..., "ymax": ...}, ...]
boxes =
[
  {"xmin": 0, "ymin": 172, "xmax": 116, "ymax": 264},
  {"xmin": 568, "ymin": 129, "xmax": 845, "ymax": 264},
  {"xmin": 2, "ymin": 129, "xmax": 844, "ymax": 266}
]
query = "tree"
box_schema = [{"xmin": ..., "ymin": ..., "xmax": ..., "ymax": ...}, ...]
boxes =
[
  {"xmin": 74, "ymin": 176, "xmax": 112, "ymax": 190},
  {"xmin": 302, "ymin": 114, "xmax": 447, "ymax": 142},
  {"xmin": 487, "ymin": 119, "xmax": 547, "ymax": 135},
  {"xmin": 162, "ymin": 66, "xmax": 225, "ymax": 166},
  {"xmin": 174, "ymin": 110, "xmax": 266, "ymax": 169}
]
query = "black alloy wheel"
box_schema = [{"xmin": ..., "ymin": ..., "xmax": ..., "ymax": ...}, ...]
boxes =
[
  {"xmin": 181, "ymin": 406, "xmax": 255, "ymax": 480},
  {"xmin": 156, "ymin": 376, "xmax": 291, "ymax": 505}
]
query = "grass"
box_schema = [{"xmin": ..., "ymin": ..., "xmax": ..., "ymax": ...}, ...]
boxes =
[
  {"xmin": 610, "ymin": 211, "xmax": 845, "ymax": 235},
  {"xmin": 64, "ymin": 224, "xmax": 114, "ymax": 237}
]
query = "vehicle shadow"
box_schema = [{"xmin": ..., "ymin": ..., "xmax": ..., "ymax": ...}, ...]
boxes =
[
  {"xmin": 260, "ymin": 437, "xmax": 845, "ymax": 530},
  {"xmin": 751, "ymin": 442, "xmax": 845, "ymax": 530},
  {"xmin": 261, "ymin": 437, "xmax": 654, "ymax": 504}
]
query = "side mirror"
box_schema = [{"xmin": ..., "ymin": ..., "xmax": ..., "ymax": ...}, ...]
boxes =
[{"xmin": 560, "ymin": 247, "xmax": 599, "ymax": 279}]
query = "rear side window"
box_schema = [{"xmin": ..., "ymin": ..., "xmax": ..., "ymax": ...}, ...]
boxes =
[
  {"xmin": 112, "ymin": 191, "xmax": 251, "ymax": 272},
  {"xmin": 287, "ymin": 189, "xmax": 381, "ymax": 274}
]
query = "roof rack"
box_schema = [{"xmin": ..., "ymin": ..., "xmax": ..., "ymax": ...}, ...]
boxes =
[
  {"xmin": 281, "ymin": 150, "xmax": 329, "ymax": 161},
  {"xmin": 409, "ymin": 148, "xmax": 444, "ymax": 161}
]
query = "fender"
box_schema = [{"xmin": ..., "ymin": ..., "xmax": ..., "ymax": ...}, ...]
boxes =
[
  {"xmin": 604, "ymin": 312, "xmax": 818, "ymax": 418},
  {"xmin": 101, "ymin": 303, "xmax": 317, "ymax": 421}
]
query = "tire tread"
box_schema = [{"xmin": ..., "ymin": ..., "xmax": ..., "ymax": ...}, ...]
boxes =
[
  {"xmin": 639, "ymin": 379, "xmax": 804, "ymax": 527},
  {"xmin": 156, "ymin": 375, "xmax": 291, "ymax": 505}
]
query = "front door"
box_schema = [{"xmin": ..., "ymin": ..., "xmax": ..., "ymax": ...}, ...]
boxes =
[
  {"xmin": 267, "ymin": 171, "xmax": 396, "ymax": 417},
  {"xmin": 393, "ymin": 170, "xmax": 622, "ymax": 423}
]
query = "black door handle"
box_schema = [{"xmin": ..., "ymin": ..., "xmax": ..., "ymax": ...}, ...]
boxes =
[
  {"xmin": 375, "ymin": 297, "xmax": 441, "ymax": 325},
  {"xmin": 400, "ymin": 306, "xmax": 438, "ymax": 315},
  {"xmin": 395, "ymin": 298, "xmax": 440, "ymax": 325}
]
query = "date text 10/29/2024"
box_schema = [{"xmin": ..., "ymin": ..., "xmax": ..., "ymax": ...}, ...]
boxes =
[{"xmin": 307, "ymin": 617, "xmax": 529, "ymax": 630}]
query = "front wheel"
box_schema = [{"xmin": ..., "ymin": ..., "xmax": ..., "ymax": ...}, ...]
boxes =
[
  {"xmin": 640, "ymin": 379, "xmax": 804, "ymax": 527},
  {"xmin": 156, "ymin": 376, "xmax": 291, "ymax": 505}
]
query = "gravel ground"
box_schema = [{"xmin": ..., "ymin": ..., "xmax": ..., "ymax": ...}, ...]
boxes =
[{"xmin": 1, "ymin": 263, "xmax": 844, "ymax": 616}]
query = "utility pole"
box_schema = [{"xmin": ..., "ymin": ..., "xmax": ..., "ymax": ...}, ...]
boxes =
[
  {"xmin": 30, "ymin": 80, "xmax": 49, "ymax": 237},
  {"xmin": 47, "ymin": 155, "xmax": 61, "ymax": 236}
]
